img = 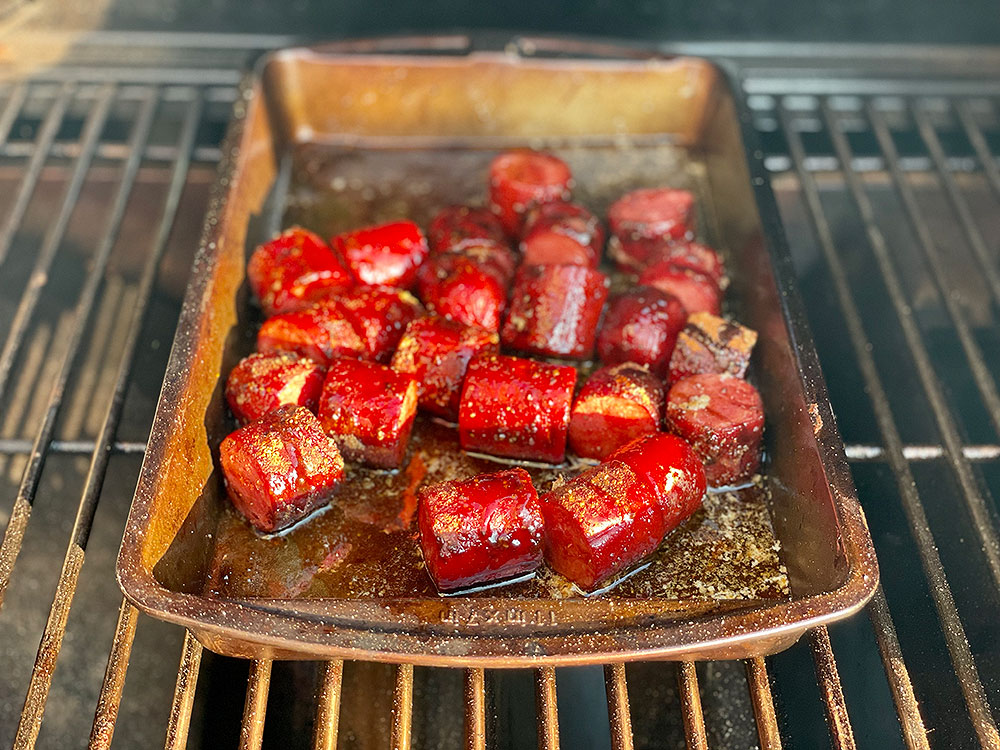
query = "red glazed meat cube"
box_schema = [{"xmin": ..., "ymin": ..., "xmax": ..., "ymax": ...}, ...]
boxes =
[
  {"xmin": 247, "ymin": 227, "xmax": 353, "ymax": 317},
  {"xmin": 610, "ymin": 237, "xmax": 727, "ymax": 287},
  {"xmin": 540, "ymin": 433, "xmax": 704, "ymax": 590},
  {"xmin": 452, "ymin": 242, "xmax": 519, "ymax": 286},
  {"xmin": 488, "ymin": 150, "xmax": 572, "ymax": 236},
  {"xmin": 608, "ymin": 187, "xmax": 695, "ymax": 245},
  {"xmin": 428, "ymin": 205, "xmax": 508, "ymax": 254},
  {"xmin": 317, "ymin": 359, "xmax": 418, "ymax": 469},
  {"xmin": 665, "ymin": 373, "xmax": 764, "ymax": 486},
  {"xmin": 219, "ymin": 405, "xmax": 345, "ymax": 533},
  {"xmin": 337, "ymin": 286, "xmax": 423, "ymax": 362},
  {"xmin": 609, "ymin": 432, "xmax": 707, "ymax": 531},
  {"xmin": 502, "ymin": 265, "xmax": 609, "ymax": 359},
  {"xmin": 568, "ymin": 363, "xmax": 664, "ymax": 460},
  {"xmin": 668, "ymin": 312, "xmax": 758, "ymax": 384},
  {"xmin": 391, "ymin": 315, "xmax": 499, "ymax": 420},
  {"xmin": 225, "ymin": 352, "xmax": 326, "ymax": 424},
  {"xmin": 597, "ymin": 286, "xmax": 687, "ymax": 376},
  {"xmin": 459, "ymin": 354, "xmax": 576, "ymax": 464},
  {"xmin": 638, "ymin": 264, "xmax": 721, "ymax": 316},
  {"xmin": 257, "ymin": 300, "xmax": 368, "ymax": 366},
  {"xmin": 520, "ymin": 201, "xmax": 604, "ymax": 268},
  {"xmin": 333, "ymin": 220, "xmax": 429, "ymax": 289},
  {"xmin": 418, "ymin": 468, "xmax": 543, "ymax": 592},
  {"xmin": 417, "ymin": 253, "xmax": 507, "ymax": 332}
]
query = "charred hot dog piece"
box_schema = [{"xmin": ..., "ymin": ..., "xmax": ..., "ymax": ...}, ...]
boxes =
[
  {"xmin": 520, "ymin": 201, "xmax": 604, "ymax": 268},
  {"xmin": 391, "ymin": 315, "xmax": 500, "ymax": 420},
  {"xmin": 220, "ymin": 405, "xmax": 344, "ymax": 533},
  {"xmin": 502, "ymin": 265, "xmax": 609, "ymax": 360},
  {"xmin": 608, "ymin": 187, "xmax": 695, "ymax": 246},
  {"xmin": 337, "ymin": 286, "xmax": 423, "ymax": 363},
  {"xmin": 540, "ymin": 433, "xmax": 704, "ymax": 590},
  {"xmin": 257, "ymin": 300, "xmax": 368, "ymax": 366},
  {"xmin": 332, "ymin": 220, "xmax": 429, "ymax": 289},
  {"xmin": 225, "ymin": 352, "xmax": 326, "ymax": 424},
  {"xmin": 668, "ymin": 312, "xmax": 757, "ymax": 384},
  {"xmin": 568, "ymin": 363, "xmax": 664, "ymax": 460},
  {"xmin": 418, "ymin": 467, "xmax": 543, "ymax": 592},
  {"xmin": 597, "ymin": 286, "xmax": 687, "ymax": 376},
  {"xmin": 428, "ymin": 205, "xmax": 508, "ymax": 255},
  {"xmin": 459, "ymin": 354, "xmax": 576, "ymax": 464},
  {"xmin": 247, "ymin": 227, "xmax": 353, "ymax": 317},
  {"xmin": 665, "ymin": 373, "xmax": 764, "ymax": 487},
  {"xmin": 317, "ymin": 358, "xmax": 418, "ymax": 469},
  {"xmin": 488, "ymin": 150, "xmax": 572, "ymax": 236},
  {"xmin": 417, "ymin": 252, "xmax": 507, "ymax": 332},
  {"xmin": 638, "ymin": 264, "xmax": 721, "ymax": 316},
  {"xmin": 610, "ymin": 236, "xmax": 727, "ymax": 288}
]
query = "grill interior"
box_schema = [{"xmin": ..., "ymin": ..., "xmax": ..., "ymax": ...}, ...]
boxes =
[{"xmin": 0, "ymin": 42, "xmax": 998, "ymax": 749}]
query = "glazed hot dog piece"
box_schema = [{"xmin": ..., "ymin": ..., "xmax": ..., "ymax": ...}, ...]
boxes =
[
  {"xmin": 247, "ymin": 227, "xmax": 353, "ymax": 317},
  {"xmin": 332, "ymin": 220, "xmax": 429, "ymax": 289},
  {"xmin": 256, "ymin": 300, "xmax": 368, "ymax": 366},
  {"xmin": 540, "ymin": 433, "xmax": 704, "ymax": 590},
  {"xmin": 391, "ymin": 315, "xmax": 500, "ymax": 420},
  {"xmin": 428, "ymin": 205, "xmax": 508, "ymax": 255},
  {"xmin": 459, "ymin": 354, "xmax": 576, "ymax": 464},
  {"xmin": 502, "ymin": 265, "xmax": 609, "ymax": 360},
  {"xmin": 608, "ymin": 187, "xmax": 695, "ymax": 246},
  {"xmin": 568, "ymin": 363, "xmax": 664, "ymax": 460},
  {"xmin": 668, "ymin": 312, "xmax": 758, "ymax": 384},
  {"xmin": 597, "ymin": 286, "xmax": 687, "ymax": 377},
  {"xmin": 418, "ymin": 467, "xmax": 544, "ymax": 592},
  {"xmin": 225, "ymin": 352, "xmax": 326, "ymax": 425},
  {"xmin": 665, "ymin": 373, "xmax": 764, "ymax": 487},
  {"xmin": 488, "ymin": 150, "xmax": 572, "ymax": 236},
  {"xmin": 520, "ymin": 201, "xmax": 604, "ymax": 268},
  {"xmin": 220, "ymin": 405, "xmax": 344, "ymax": 533},
  {"xmin": 317, "ymin": 358, "xmax": 418, "ymax": 469},
  {"xmin": 417, "ymin": 252, "xmax": 507, "ymax": 332},
  {"xmin": 336, "ymin": 286, "xmax": 423, "ymax": 363},
  {"xmin": 638, "ymin": 264, "xmax": 721, "ymax": 316},
  {"xmin": 610, "ymin": 237, "xmax": 727, "ymax": 288}
]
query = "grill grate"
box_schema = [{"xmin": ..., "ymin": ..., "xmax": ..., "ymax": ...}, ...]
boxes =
[{"xmin": 0, "ymin": 54, "xmax": 998, "ymax": 749}]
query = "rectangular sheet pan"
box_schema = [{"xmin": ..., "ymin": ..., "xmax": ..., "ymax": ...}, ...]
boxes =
[{"xmin": 117, "ymin": 41, "xmax": 878, "ymax": 666}]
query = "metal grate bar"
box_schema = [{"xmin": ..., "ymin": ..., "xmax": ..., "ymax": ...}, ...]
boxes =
[
  {"xmin": 88, "ymin": 600, "xmax": 139, "ymax": 750},
  {"xmin": 866, "ymin": 586, "xmax": 931, "ymax": 750},
  {"xmin": 866, "ymin": 101, "xmax": 1000, "ymax": 439},
  {"xmin": 312, "ymin": 660, "xmax": 344, "ymax": 750},
  {"xmin": 911, "ymin": 101, "xmax": 1000, "ymax": 304},
  {"xmin": 677, "ymin": 662, "xmax": 708, "ymax": 750},
  {"xmin": 745, "ymin": 657, "xmax": 782, "ymax": 750},
  {"xmin": 463, "ymin": 668, "xmax": 486, "ymax": 750},
  {"xmin": 955, "ymin": 100, "xmax": 1000, "ymax": 204},
  {"xmin": 604, "ymin": 664, "xmax": 634, "ymax": 750},
  {"xmin": 0, "ymin": 83, "xmax": 72, "ymax": 267},
  {"xmin": 0, "ymin": 140, "xmax": 223, "ymax": 164},
  {"xmin": 164, "ymin": 632, "xmax": 203, "ymax": 750},
  {"xmin": 0, "ymin": 84, "xmax": 116, "ymax": 607},
  {"xmin": 845, "ymin": 443, "xmax": 1000, "ymax": 461},
  {"xmin": 809, "ymin": 628, "xmax": 857, "ymax": 750},
  {"xmin": 0, "ymin": 438, "xmax": 148, "ymax": 454},
  {"xmin": 391, "ymin": 663, "xmax": 414, "ymax": 750},
  {"xmin": 240, "ymin": 659, "xmax": 273, "ymax": 750},
  {"xmin": 779, "ymin": 101, "xmax": 1000, "ymax": 749},
  {"xmin": 0, "ymin": 84, "xmax": 29, "ymax": 145},
  {"xmin": 535, "ymin": 667, "xmax": 560, "ymax": 750}
]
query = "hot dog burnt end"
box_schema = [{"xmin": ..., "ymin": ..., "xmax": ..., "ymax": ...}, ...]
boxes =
[{"xmin": 418, "ymin": 468, "xmax": 544, "ymax": 592}]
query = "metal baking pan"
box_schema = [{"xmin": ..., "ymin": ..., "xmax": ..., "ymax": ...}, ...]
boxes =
[{"xmin": 116, "ymin": 39, "xmax": 878, "ymax": 666}]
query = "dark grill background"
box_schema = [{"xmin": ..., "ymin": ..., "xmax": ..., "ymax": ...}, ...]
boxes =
[{"xmin": 0, "ymin": 33, "xmax": 997, "ymax": 749}]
